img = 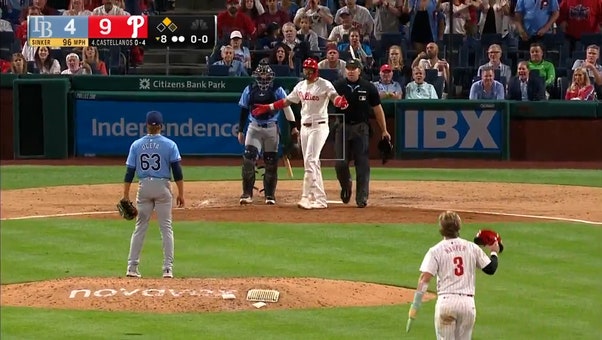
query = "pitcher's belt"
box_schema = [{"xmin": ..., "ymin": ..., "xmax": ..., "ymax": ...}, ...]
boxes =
[{"xmin": 302, "ymin": 121, "xmax": 326, "ymax": 127}]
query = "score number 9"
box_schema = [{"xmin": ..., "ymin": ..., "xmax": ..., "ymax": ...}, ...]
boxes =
[{"xmin": 99, "ymin": 18, "xmax": 112, "ymax": 35}]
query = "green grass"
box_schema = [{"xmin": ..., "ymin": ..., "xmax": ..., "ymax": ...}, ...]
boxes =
[
  {"xmin": 1, "ymin": 165, "xmax": 601, "ymax": 189},
  {"xmin": 2, "ymin": 166, "xmax": 602, "ymax": 339},
  {"xmin": 2, "ymin": 219, "xmax": 602, "ymax": 339}
]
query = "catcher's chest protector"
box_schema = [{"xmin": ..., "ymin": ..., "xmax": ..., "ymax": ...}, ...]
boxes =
[{"xmin": 249, "ymin": 85, "xmax": 277, "ymax": 120}]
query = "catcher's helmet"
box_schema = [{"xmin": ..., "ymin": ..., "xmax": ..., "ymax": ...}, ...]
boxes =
[
  {"xmin": 302, "ymin": 58, "xmax": 319, "ymax": 81},
  {"xmin": 252, "ymin": 62, "xmax": 275, "ymax": 91},
  {"xmin": 377, "ymin": 137, "xmax": 393, "ymax": 164}
]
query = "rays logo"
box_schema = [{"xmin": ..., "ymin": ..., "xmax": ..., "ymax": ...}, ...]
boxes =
[{"xmin": 139, "ymin": 78, "xmax": 151, "ymax": 90}]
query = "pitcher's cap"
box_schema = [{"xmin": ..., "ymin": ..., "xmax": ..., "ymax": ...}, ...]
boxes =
[{"xmin": 146, "ymin": 111, "xmax": 163, "ymax": 126}]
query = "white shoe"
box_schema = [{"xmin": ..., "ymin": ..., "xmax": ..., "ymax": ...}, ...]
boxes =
[
  {"xmin": 126, "ymin": 266, "xmax": 141, "ymax": 278},
  {"xmin": 163, "ymin": 268, "xmax": 173, "ymax": 279},
  {"xmin": 239, "ymin": 195, "xmax": 253, "ymax": 205},
  {"xmin": 297, "ymin": 198, "xmax": 312, "ymax": 209},
  {"xmin": 310, "ymin": 201, "xmax": 328, "ymax": 209},
  {"xmin": 265, "ymin": 196, "xmax": 276, "ymax": 205}
]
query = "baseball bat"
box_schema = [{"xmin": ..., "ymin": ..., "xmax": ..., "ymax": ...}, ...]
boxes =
[
  {"xmin": 405, "ymin": 318, "xmax": 414, "ymax": 333},
  {"xmin": 284, "ymin": 156, "xmax": 294, "ymax": 179}
]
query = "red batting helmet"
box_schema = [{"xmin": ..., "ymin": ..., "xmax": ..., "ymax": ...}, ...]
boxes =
[{"xmin": 302, "ymin": 58, "xmax": 319, "ymax": 81}]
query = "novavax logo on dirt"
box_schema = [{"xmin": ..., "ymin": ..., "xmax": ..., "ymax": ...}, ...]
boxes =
[{"xmin": 69, "ymin": 288, "xmax": 237, "ymax": 298}]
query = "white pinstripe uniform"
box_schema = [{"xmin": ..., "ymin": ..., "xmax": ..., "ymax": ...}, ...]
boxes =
[
  {"xmin": 419, "ymin": 237, "xmax": 491, "ymax": 340},
  {"xmin": 286, "ymin": 77, "xmax": 338, "ymax": 206}
]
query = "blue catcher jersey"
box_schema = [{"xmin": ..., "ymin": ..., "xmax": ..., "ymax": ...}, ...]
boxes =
[
  {"xmin": 238, "ymin": 85, "xmax": 288, "ymax": 124},
  {"xmin": 126, "ymin": 135, "xmax": 182, "ymax": 180}
]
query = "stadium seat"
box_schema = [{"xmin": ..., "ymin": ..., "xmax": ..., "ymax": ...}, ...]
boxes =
[
  {"xmin": 0, "ymin": 31, "xmax": 14, "ymax": 61},
  {"xmin": 320, "ymin": 68, "xmax": 340, "ymax": 82},
  {"xmin": 425, "ymin": 68, "xmax": 438, "ymax": 84},
  {"xmin": 270, "ymin": 64, "xmax": 292, "ymax": 77},
  {"xmin": 207, "ymin": 64, "xmax": 230, "ymax": 76},
  {"xmin": 579, "ymin": 33, "xmax": 602, "ymax": 48},
  {"xmin": 432, "ymin": 76, "xmax": 445, "ymax": 99},
  {"xmin": 379, "ymin": 32, "xmax": 404, "ymax": 53}
]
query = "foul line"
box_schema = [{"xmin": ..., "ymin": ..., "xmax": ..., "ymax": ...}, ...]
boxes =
[{"xmin": 2, "ymin": 206, "xmax": 601, "ymax": 225}]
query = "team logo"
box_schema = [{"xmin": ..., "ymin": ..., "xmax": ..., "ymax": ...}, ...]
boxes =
[{"xmin": 139, "ymin": 78, "xmax": 151, "ymax": 90}]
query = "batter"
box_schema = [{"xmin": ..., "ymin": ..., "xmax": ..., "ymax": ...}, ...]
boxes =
[{"xmin": 252, "ymin": 58, "xmax": 349, "ymax": 209}]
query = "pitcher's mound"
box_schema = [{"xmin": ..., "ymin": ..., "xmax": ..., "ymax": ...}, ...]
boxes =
[{"xmin": 1, "ymin": 277, "xmax": 434, "ymax": 313}]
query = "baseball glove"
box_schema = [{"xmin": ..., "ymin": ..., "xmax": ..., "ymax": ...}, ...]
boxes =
[
  {"xmin": 474, "ymin": 229, "xmax": 504, "ymax": 253},
  {"xmin": 377, "ymin": 137, "xmax": 394, "ymax": 164},
  {"xmin": 117, "ymin": 199, "xmax": 138, "ymax": 220}
]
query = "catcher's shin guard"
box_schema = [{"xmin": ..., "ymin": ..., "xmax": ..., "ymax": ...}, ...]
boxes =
[
  {"xmin": 242, "ymin": 146, "xmax": 258, "ymax": 196},
  {"xmin": 262, "ymin": 152, "xmax": 278, "ymax": 198}
]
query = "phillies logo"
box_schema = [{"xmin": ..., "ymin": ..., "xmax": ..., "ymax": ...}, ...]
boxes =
[{"xmin": 299, "ymin": 92, "xmax": 320, "ymax": 100}]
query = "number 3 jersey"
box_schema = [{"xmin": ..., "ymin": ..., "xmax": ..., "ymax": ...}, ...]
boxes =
[
  {"xmin": 419, "ymin": 238, "xmax": 491, "ymax": 296},
  {"xmin": 126, "ymin": 134, "xmax": 182, "ymax": 180}
]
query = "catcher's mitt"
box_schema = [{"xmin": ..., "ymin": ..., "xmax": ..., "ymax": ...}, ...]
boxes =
[
  {"xmin": 474, "ymin": 229, "xmax": 504, "ymax": 253},
  {"xmin": 117, "ymin": 199, "xmax": 138, "ymax": 220},
  {"xmin": 377, "ymin": 137, "xmax": 394, "ymax": 164}
]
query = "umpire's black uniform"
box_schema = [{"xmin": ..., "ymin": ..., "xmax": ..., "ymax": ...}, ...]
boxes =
[{"xmin": 333, "ymin": 59, "xmax": 381, "ymax": 208}]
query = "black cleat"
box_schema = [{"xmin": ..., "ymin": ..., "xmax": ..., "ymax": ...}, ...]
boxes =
[
  {"xmin": 340, "ymin": 181, "xmax": 352, "ymax": 204},
  {"xmin": 357, "ymin": 201, "xmax": 367, "ymax": 208}
]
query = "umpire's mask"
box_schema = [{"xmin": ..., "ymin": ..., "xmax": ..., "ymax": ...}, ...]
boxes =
[{"xmin": 252, "ymin": 63, "xmax": 275, "ymax": 91}]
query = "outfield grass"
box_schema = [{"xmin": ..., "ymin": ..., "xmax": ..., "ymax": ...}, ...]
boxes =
[{"xmin": 1, "ymin": 167, "xmax": 601, "ymax": 339}]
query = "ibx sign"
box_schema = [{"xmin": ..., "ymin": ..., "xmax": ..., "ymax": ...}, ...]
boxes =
[{"xmin": 402, "ymin": 109, "xmax": 504, "ymax": 153}]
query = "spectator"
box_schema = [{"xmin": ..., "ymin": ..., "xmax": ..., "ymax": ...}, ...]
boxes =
[
  {"xmin": 565, "ymin": 67, "xmax": 596, "ymax": 101},
  {"xmin": 217, "ymin": 0, "xmax": 257, "ymax": 41},
  {"xmin": 297, "ymin": 15, "xmax": 320, "ymax": 51},
  {"xmin": 239, "ymin": 0, "xmax": 265, "ymax": 30},
  {"xmin": 387, "ymin": 45, "xmax": 412, "ymax": 82},
  {"xmin": 92, "ymin": 0, "xmax": 127, "ymax": 15},
  {"xmin": 479, "ymin": 0, "xmax": 513, "ymax": 36},
  {"xmin": 337, "ymin": 28, "xmax": 373, "ymax": 68},
  {"xmin": 33, "ymin": 0, "xmax": 59, "ymax": 15},
  {"xmin": 572, "ymin": 45, "xmax": 602, "ymax": 88},
  {"xmin": 477, "ymin": 44, "xmax": 511, "ymax": 84},
  {"xmin": 280, "ymin": 0, "xmax": 299, "ymax": 20},
  {"xmin": 81, "ymin": 46, "xmax": 108, "ymax": 75},
  {"xmin": 506, "ymin": 60, "xmax": 546, "ymax": 101},
  {"xmin": 10, "ymin": 52, "xmax": 28, "ymax": 74},
  {"xmin": 0, "ymin": 8, "xmax": 13, "ymax": 32},
  {"xmin": 406, "ymin": 66, "xmax": 439, "ymax": 99},
  {"xmin": 334, "ymin": 0, "xmax": 374, "ymax": 41},
  {"xmin": 440, "ymin": 0, "xmax": 474, "ymax": 36},
  {"xmin": 557, "ymin": 0, "xmax": 602, "ymax": 52},
  {"xmin": 403, "ymin": 0, "xmax": 442, "ymax": 53},
  {"xmin": 412, "ymin": 42, "xmax": 449, "ymax": 85},
  {"xmin": 527, "ymin": 42, "xmax": 556, "ymax": 90},
  {"xmin": 2, "ymin": 0, "xmax": 23, "ymax": 25},
  {"xmin": 328, "ymin": 6, "xmax": 353, "ymax": 42},
  {"xmin": 318, "ymin": 44, "xmax": 347, "ymax": 76},
  {"xmin": 373, "ymin": 0, "xmax": 405, "ymax": 41},
  {"xmin": 15, "ymin": 6, "xmax": 41, "ymax": 48},
  {"xmin": 280, "ymin": 22, "xmax": 310, "ymax": 60},
  {"xmin": 34, "ymin": 46, "xmax": 61, "ymax": 74},
  {"xmin": 373, "ymin": 64, "xmax": 403, "ymax": 99},
  {"xmin": 212, "ymin": 45, "xmax": 249, "ymax": 76},
  {"xmin": 227, "ymin": 30, "xmax": 252, "ymax": 69},
  {"xmin": 257, "ymin": 22, "xmax": 282, "ymax": 49},
  {"xmin": 64, "ymin": 0, "xmax": 93, "ymax": 15},
  {"xmin": 61, "ymin": 53, "xmax": 91, "ymax": 74},
  {"xmin": 514, "ymin": 0, "xmax": 559, "ymax": 50},
  {"xmin": 265, "ymin": 43, "xmax": 295, "ymax": 67},
  {"xmin": 294, "ymin": 0, "xmax": 333, "ymax": 39},
  {"xmin": 469, "ymin": 66, "xmax": 505, "ymax": 99},
  {"xmin": 256, "ymin": 0, "xmax": 289, "ymax": 37}
]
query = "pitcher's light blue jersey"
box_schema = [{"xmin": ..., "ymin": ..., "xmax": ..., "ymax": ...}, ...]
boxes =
[{"xmin": 126, "ymin": 134, "xmax": 182, "ymax": 180}]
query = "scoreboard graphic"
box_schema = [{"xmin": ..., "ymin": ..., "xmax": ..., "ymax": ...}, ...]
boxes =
[{"xmin": 28, "ymin": 15, "xmax": 217, "ymax": 49}]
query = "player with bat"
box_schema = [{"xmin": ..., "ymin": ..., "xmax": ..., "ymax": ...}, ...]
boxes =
[
  {"xmin": 407, "ymin": 211, "xmax": 501, "ymax": 339},
  {"xmin": 236, "ymin": 62, "xmax": 298, "ymax": 205}
]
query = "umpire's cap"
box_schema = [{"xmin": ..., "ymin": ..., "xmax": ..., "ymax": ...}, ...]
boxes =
[{"xmin": 378, "ymin": 137, "xmax": 394, "ymax": 164}]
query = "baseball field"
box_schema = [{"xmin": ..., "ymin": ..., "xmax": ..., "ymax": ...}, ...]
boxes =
[{"xmin": 1, "ymin": 159, "xmax": 601, "ymax": 339}]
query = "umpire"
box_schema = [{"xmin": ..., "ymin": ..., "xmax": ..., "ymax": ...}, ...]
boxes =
[{"xmin": 333, "ymin": 59, "xmax": 391, "ymax": 208}]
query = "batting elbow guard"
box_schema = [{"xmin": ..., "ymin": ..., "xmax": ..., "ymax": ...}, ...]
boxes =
[{"xmin": 269, "ymin": 98, "xmax": 287, "ymax": 111}]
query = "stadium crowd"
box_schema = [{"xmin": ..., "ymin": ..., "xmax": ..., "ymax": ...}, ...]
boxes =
[{"xmin": 1, "ymin": 0, "xmax": 601, "ymax": 100}]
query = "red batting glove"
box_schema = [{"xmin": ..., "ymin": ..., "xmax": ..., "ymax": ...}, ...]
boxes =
[
  {"xmin": 334, "ymin": 95, "xmax": 349, "ymax": 109},
  {"xmin": 251, "ymin": 104, "xmax": 271, "ymax": 117}
]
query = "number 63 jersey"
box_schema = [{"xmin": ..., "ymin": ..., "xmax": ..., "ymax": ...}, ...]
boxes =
[
  {"xmin": 126, "ymin": 134, "xmax": 181, "ymax": 180},
  {"xmin": 419, "ymin": 238, "xmax": 491, "ymax": 296}
]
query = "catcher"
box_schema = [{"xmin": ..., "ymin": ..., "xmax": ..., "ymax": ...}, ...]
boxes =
[
  {"xmin": 236, "ymin": 62, "xmax": 298, "ymax": 205},
  {"xmin": 407, "ymin": 211, "xmax": 500, "ymax": 339},
  {"xmin": 120, "ymin": 110, "xmax": 185, "ymax": 279}
]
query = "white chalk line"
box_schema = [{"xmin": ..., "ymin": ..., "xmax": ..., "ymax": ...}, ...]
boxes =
[{"xmin": 1, "ymin": 205, "xmax": 600, "ymax": 225}]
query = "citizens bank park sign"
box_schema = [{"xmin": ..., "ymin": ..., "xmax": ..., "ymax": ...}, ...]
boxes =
[{"xmin": 68, "ymin": 288, "xmax": 237, "ymax": 298}]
